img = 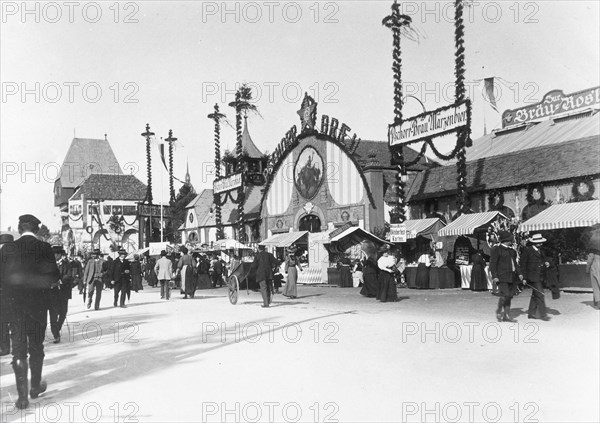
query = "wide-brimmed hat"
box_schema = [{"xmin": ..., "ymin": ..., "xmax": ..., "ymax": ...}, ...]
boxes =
[
  {"xmin": 0, "ymin": 234, "xmax": 14, "ymax": 244},
  {"xmin": 92, "ymin": 248, "xmax": 103, "ymax": 256},
  {"xmin": 498, "ymin": 230, "xmax": 514, "ymax": 243},
  {"xmin": 118, "ymin": 248, "xmax": 127, "ymax": 255},
  {"xmin": 529, "ymin": 234, "xmax": 547, "ymax": 244}
]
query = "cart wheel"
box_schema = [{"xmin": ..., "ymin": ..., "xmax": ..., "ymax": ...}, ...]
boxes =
[{"xmin": 228, "ymin": 275, "xmax": 239, "ymax": 305}]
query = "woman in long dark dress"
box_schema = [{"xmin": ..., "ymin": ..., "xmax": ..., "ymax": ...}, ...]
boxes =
[
  {"xmin": 178, "ymin": 247, "xmax": 196, "ymax": 299},
  {"xmin": 197, "ymin": 255, "xmax": 211, "ymax": 289},
  {"xmin": 130, "ymin": 254, "xmax": 144, "ymax": 292},
  {"xmin": 470, "ymin": 250, "xmax": 488, "ymax": 291},
  {"xmin": 360, "ymin": 253, "xmax": 379, "ymax": 298},
  {"xmin": 377, "ymin": 245, "xmax": 398, "ymax": 302},
  {"xmin": 283, "ymin": 246, "xmax": 301, "ymax": 299},
  {"xmin": 415, "ymin": 252, "xmax": 432, "ymax": 289}
]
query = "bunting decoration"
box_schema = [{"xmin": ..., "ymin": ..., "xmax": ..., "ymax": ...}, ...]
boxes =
[{"xmin": 208, "ymin": 104, "xmax": 226, "ymax": 240}]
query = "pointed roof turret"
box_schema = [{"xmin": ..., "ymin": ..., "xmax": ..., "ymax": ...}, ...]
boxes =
[
  {"xmin": 236, "ymin": 116, "xmax": 263, "ymax": 159},
  {"xmin": 185, "ymin": 160, "xmax": 191, "ymax": 185}
]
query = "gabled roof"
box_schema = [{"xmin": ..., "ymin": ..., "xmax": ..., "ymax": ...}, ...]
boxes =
[
  {"xmin": 407, "ymin": 136, "xmax": 600, "ymax": 202},
  {"xmin": 232, "ymin": 117, "xmax": 263, "ymax": 159},
  {"xmin": 69, "ymin": 174, "xmax": 146, "ymax": 202},
  {"xmin": 456, "ymin": 111, "xmax": 599, "ymax": 162},
  {"xmin": 188, "ymin": 185, "xmax": 263, "ymax": 228},
  {"xmin": 352, "ymin": 140, "xmax": 439, "ymax": 172},
  {"xmin": 57, "ymin": 138, "xmax": 122, "ymax": 188}
]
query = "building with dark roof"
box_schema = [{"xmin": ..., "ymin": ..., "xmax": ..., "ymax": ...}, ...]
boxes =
[{"xmin": 54, "ymin": 137, "xmax": 148, "ymax": 254}]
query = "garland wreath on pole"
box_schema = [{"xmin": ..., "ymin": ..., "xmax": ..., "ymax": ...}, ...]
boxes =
[
  {"xmin": 165, "ymin": 129, "xmax": 177, "ymax": 204},
  {"xmin": 141, "ymin": 124, "xmax": 154, "ymax": 205},
  {"xmin": 383, "ymin": 1, "xmax": 415, "ymax": 224},
  {"xmin": 453, "ymin": 0, "xmax": 472, "ymax": 216},
  {"xmin": 208, "ymin": 104, "xmax": 226, "ymax": 240}
]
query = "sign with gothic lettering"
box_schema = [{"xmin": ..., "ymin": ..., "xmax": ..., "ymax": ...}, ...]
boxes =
[
  {"xmin": 502, "ymin": 86, "xmax": 600, "ymax": 128},
  {"xmin": 388, "ymin": 100, "xmax": 471, "ymax": 147},
  {"xmin": 213, "ymin": 172, "xmax": 243, "ymax": 194}
]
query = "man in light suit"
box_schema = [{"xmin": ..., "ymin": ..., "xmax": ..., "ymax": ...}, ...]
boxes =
[
  {"xmin": 251, "ymin": 245, "xmax": 279, "ymax": 308},
  {"xmin": 83, "ymin": 249, "xmax": 106, "ymax": 310},
  {"xmin": 0, "ymin": 214, "xmax": 59, "ymax": 409},
  {"xmin": 490, "ymin": 230, "xmax": 523, "ymax": 322},
  {"xmin": 154, "ymin": 250, "xmax": 173, "ymax": 300},
  {"xmin": 521, "ymin": 234, "xmax": 551, "ymax": 321}
]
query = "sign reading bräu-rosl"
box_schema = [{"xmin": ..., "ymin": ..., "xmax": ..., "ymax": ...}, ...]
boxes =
[
  {"xmin": 388, "ymin": 100, "xmax": 471, "ymax": 147},
  {"xmin": 389, "ymin": 223, "xmax": 407, "ymax": 243},
  {"xmin": 213, "ymin": 172, "xmax": 242, "ymax": 194},
  {"xmin": 502, "ymin": 86, "xmax": 600, "ymax": 128}
]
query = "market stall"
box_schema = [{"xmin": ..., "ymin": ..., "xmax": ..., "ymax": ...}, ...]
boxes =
[
  {"xmin": 520, "ymin": 200, "xmax": 599, "ymax": 289},
  {"xmin": 438, "ymin": 211, "xmax": 508, "ymax": 289}
]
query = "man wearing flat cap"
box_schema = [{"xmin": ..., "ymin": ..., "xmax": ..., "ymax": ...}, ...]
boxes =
[
  {"xmin": 0, "ymin": 233, "xmax": 15, "ymax": 356},
  {"xmin": 111, "ymin": 248, "xmax": 131, "ymax": 308},
  {"xmin": 521, "ymin": 234, "xmax": 551, "ymax": 321},
  {"xmin": 490, "ymin": 230, "xmax": 523, "ymax": 322},
  {"xmin": 0, "ymin": 214, "xmax": 59, "ymax": 409}
]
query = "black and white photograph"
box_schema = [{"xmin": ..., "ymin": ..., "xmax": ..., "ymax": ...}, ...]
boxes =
[{"xmin": 1, "ymin": 1, "xmax": 599, "ymax": 422}]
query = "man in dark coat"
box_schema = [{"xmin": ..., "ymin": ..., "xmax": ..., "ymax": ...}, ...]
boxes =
[
  {"xmin": 521, "ymin": 234, "xmax": 551, "ymax": 321},
  {"xmin": 0, "ymin": 214, "xmax": 59, "ymax": 409},
  {"xmin": 49, "ymin": 246, "xmax": 73, "ymax": 343},
  {"xmin": 490, "ymin": 230, "xmax": 523, "ymax": 322},
  {"xmin": 111, "ymin": 249, "xmax": 131, "ymax": 307},
  {"xmin": 83, "ymin": 249, "xmax": 106, "ymax": 310},
  {"xmin": 0, "ymin": 233, "xmax": 14, "ymax": 356},
  {"xmin": 251, "ymin": 245, "xmax": 279, "ymax": 308}
]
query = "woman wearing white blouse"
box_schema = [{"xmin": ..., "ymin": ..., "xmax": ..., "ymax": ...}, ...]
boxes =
[{"xmin": 377, "ymin": 245, "xmax": 398, "ymax": 302}]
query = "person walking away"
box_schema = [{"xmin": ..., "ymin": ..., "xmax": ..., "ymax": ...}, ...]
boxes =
[
  {"xmin": 70, "ymin": 254, "xmax": 83, "ymax": 301},
  {"xmin": 360, "ymin": 251, "xmax": 379, "ymax": 298},
  {"xmin": 0, "ymin": 214, "xmax": 59, "ymax": 409},
  {"xmin": 283, "ymin": 245, "xmax": 302, "ymax": 299},
  {"xmin": 83, "ymin": 249, "xmax": 106, "ymax": 310},
  {"xmin": 111, "ymin": 249, "xmax": 131, "ymax": 308},
  {"xmin": 490, "ymin": 231, "xmax": 523, "ymax": 322},
  {"xmin": 251, "ymin": 245, "xmax": 279, "ymax": 307},
  {"xmin": 415, "ymin": 251, "xmax": 432, "ymax": 289},
  {"xmin": 155, "ymin": 250, "xmax": 173, "ymax": 300},
  {"xmin": 0, "ymin": 233, "xmax": 14, "ymax": 356},
  {"xmin": 377, "ymin": 244, "xmax": 399, "ymax": 302},
  {"xmin": 103, "ymin": 255, "xmax": 114, "ymax": 290},
  {"xmin": 49, "ymin": 247, "xmax": 73, "ymax": 343},
  {"xmin": 178, "ymin": 246, "xmax": 196, "ymax": 299},
  {"xmin": 210, "ymin": 255, "xmax": 223, "ymax": 288},
  {"xmin": 197, "ymin": 254, "xmax": 211, "ymax": 289},
  {"xmin": 586, "ymin": 247, "xmax": 600, "ymax": 309},
  {"xmin": 130, "ymin": 254, "xmax": 143, "ymax": 293},
  {"xmin": 470, "ymin": 249, "xmax": 488, "ymax": 291},
  {"xmin": 521, "ymin": 234, "xmax": 551, "ymax": 321},
  {"xmin": 147, "ymin": 256, "xmax": 158, "ymax": 287}
]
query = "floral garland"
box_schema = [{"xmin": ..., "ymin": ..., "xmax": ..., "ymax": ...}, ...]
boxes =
[
  {"xmin": 108, "ymin": 213, "xmax": 125, "ymax": 234},
  {"xmin": 487, "ymin": 190, "xmax": 504, "ymax": 210},
  {"xmin": 525, "ymin": 183, "xmax": 546, "ymax": 205},
  {"xmin": 570, "ymin": 177, "xmax": 595, "ymax": 202}
]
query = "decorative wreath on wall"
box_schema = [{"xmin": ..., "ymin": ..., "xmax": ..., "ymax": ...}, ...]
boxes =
[
  {"xmin": 487, "ymin": 190, "xmax": 505, "ymax": 210},
  {"xmin": 525, "ymin": 183, "xmax": 547, "ymax": 205},
  {"xmin": 570, "ymin": 177, "xmax": 595, "ymax": 202},
  {"xmin": 108, "ymin": 213, "xmax": 125, "ymax": 234}
]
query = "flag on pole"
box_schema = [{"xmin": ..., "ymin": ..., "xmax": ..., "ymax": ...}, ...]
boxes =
[
  {"xmin": 483, "ymin": 77, "xmax": 499, "ymax": 112},
  {"xmin": 158, "ymin": 143, "xmax": 186, "ymax": 183}
]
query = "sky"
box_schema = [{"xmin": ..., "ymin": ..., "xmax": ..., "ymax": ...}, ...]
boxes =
[{"xmin": 1, "ymin": 0, "xmax": 599, "ymax": 231}]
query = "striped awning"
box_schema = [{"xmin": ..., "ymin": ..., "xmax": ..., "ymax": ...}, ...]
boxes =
[
  {"xmin": 404, "ymin": 218, "xmax": 445, "ymax": 239},
  {"xmin": 260, "ymin": 231, "xmax": 308, "ymax": 248},
  {"xmin": 520, "ymin": 200, "xmax": 600, "ymax": 232},
  {"xmin": 438, "ymin": 211, "xmax": 506, "ymax": 237}
]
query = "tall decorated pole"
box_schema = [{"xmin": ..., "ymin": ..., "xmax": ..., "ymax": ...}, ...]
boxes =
[
  {"xmin": 233, "ymin": 91, "xmax": 246, "ymax": 242},
  {"xmin": 165, "ymin": 129, "xmax": 177, "ymax": 204},
  {"xmin": 208, "ymin": 104, "xmax": 226, "ymax": 240},
  {"xmin": 454, "ymin": 0, "xmax": 470, "ymax": 215},
  {"xmin": 383, "ymin": 1, "xmax": 412, "ymax": 224},
  {"xmin": 141, "ymin": 124, "xmax": 154, "ymax": 204}
]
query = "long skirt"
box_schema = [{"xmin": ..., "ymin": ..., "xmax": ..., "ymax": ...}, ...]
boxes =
[
  {"xmin": 180, "ymin": 265, "xmax": 196, "ymax": 296},
  {"xmin": 470, "ymin": 264, "xmax": 488, "ymax": 291},
  {"xmin": 360, "ymin": 269, "xmax": 378, "ymax": 298},
  {"xmin": 378, "ymin": 271, "xmax": 398, "ymax": 302},
  {"xmin": 415, "ymin": 263, "xmax": 430, "ymax": 289},
  {"xmin": 197, "ymin": 272, "xmax": 212, "ymax": 289},
  {"xmin": 131, "ymin": 274, "xmax": 143, "ymax": 292},
  {"xmin": 284, "ymin": 267, "xmax": 298, "ymax": 298}
]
